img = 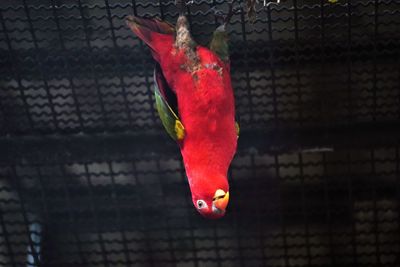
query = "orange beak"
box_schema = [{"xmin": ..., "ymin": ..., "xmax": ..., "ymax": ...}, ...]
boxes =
[{"xmin": 213, "ymin": 189, "xmax": 229, "ymax": 211}]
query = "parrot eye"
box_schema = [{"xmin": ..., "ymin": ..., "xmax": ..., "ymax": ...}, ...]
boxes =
[{"xmin": 196, "ymin": 200, "xmax": 207, "ymax": 209}]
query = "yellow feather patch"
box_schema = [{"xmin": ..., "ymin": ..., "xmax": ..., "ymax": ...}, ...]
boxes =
[
  {"xmin": 235, "ymin": 121, "xmax": 240, "ymax": 138},
  {"xmin": 175, "ymin": 120, "xmax": 185, "ymax": 140}
]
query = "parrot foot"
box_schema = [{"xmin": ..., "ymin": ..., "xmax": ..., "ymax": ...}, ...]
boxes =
[{"xmin": 211, "ymin": 1, "xmax": 242, "ymax": 26}]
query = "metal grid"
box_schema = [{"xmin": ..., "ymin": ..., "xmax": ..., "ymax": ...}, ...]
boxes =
[{"xmin": 0, "ymin": 0, "xmax": 400, "ymax": 266}]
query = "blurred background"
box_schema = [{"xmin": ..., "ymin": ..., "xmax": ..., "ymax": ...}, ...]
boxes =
[{"xmin": 0, "ymin": 0, "xmax": 400, "ymax": 266}]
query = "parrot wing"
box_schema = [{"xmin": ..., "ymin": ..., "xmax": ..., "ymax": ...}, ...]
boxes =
[
  {"xmin": 126, "ymin": 15, "xmax": 185, "ymax": 141},
  {"xmin": 210, "ymin": 25, "xmax": 239, "ymax": 137},
  {"xmin": 154, "ymin": 63, "xmax": 185, "ymax": 141},
  {"xmin": 209, "ymin": 25, "xmax": 230, "ymax": 69}
]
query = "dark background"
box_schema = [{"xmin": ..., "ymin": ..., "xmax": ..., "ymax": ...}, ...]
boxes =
[{"xmin": 0, "ymin": 0, "xmax": 400, "ymax": 266}]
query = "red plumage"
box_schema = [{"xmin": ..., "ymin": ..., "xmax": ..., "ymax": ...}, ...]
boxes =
[{"xmin": 127, "ymin": 15, "xmax": 237, "ymax": 219}]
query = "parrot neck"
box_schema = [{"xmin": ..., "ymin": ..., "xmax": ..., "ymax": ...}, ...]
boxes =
[
  {"xmin": 183, "ymin": 156, "xmax": 227, "ymax": 181},
  {"xmin": 180, "ymin": 138, "xmax": 231, "ymax": 191},
  {"xmin": 183, "ymin": 156, "xmax": 229, "ymax": 195}
]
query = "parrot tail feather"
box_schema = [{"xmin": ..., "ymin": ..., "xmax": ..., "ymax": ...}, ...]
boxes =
[{"xmin": 126, "ymin": 16, "xmax": 175, "ymax": 61}]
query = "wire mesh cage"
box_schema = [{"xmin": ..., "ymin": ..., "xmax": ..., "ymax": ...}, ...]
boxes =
[{"xmin": 1, "ymin": 0, "xmax": 400, "ymax": 266}]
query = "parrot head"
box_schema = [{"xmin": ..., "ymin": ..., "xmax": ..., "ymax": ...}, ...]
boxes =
[{"xmin": 188, "ymin": 174, "xmax": 230, "ymax": 219}]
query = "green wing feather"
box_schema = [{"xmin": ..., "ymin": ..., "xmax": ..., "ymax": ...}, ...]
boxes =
[
  {"xmin": 153, "ymin": 68, "xmax": 185, "ymax": 141},
  {"xmin": 210, "ymin": 25, "xmax": 238, "ymax": 138},
  {"xmin": 209, "ymin": 25, "xmax": 230, "ymax": 63}
]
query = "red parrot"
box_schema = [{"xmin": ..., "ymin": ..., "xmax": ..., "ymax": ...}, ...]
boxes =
[{"xmin": 126, "ymin": 11, "xmax": 238, "ymax": 219}]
